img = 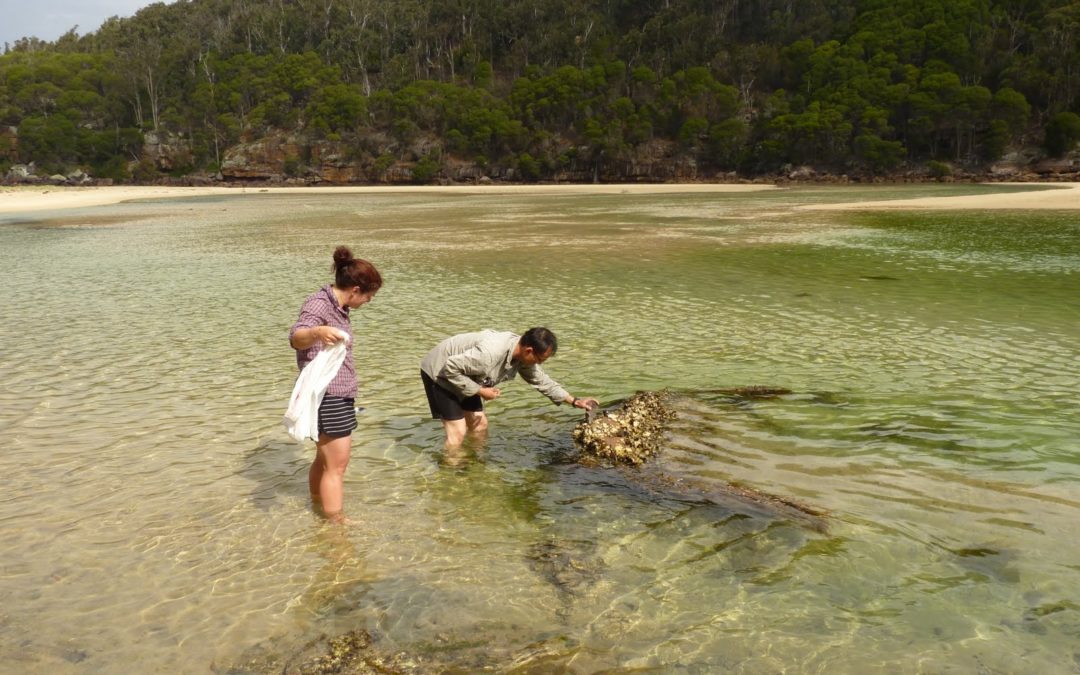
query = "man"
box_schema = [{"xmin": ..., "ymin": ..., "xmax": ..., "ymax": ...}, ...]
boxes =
[{"xmin": 420, "ymin": 327, "xmax": 599, "ymax": 450}]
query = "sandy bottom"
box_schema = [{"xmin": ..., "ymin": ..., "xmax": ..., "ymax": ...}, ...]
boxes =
[{"xmin": 0, "ymin": 183, "xmax": 775, "ymax": 214}]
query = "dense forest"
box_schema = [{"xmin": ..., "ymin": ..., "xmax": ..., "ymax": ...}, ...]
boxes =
[{"xmin": 2, "ymin": 0, "xmax": 1080, "ymax": 184}]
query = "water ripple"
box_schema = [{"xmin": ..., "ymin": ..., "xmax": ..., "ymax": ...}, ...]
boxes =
[{"xmin": 1, "ymin": 187, "xmax": 1078, "ymax": 673}]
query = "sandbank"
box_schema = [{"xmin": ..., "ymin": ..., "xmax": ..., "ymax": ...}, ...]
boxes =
[
  {"xmin": 799, "ymin": 182, "xmax": 1080, "ymax": 211},
  {"xmin": 5, "ymin": 182, "xmax": 1079, "ymax": 216},
  {"xmin": 0, "ymin": 183, "xmax": 775, "ymax": 215}
]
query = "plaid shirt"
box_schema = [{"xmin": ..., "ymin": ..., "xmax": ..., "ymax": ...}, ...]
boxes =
[{"xmin": 289, "ymin": 285, "xmax": 357, "ymax": 398}]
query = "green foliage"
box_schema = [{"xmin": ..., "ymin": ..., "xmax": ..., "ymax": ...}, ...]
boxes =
[
  {"xmin": 283, "ymin": 156, "xmax": 303, "ymax": 177},
  {"xmin": 992, "ymin": 88, "xmax": 1031, "ymax": 136},
  {"xmin": 706, "ymin": 118, "xmax": 748, "ymax": 169},
  {"xmin": 516, "ymin": 153, "xmax": 541, "ymax": 182},
  {"xmin": 927, "ymin": 160, "xmax": 953, "ymax": 180},
  {"xmin": 854, "ymin": 133, "xmax": 906, "ymax": 173},
  {"xmin": 0, "ymin": 0, "xmax": 1073, "ymax": 180},
  {"xmin": 372, "ymin": 153, "xmax": 396, "ymax": 180},
  {"xmin": 980, "ymin": 119, "xmax": 1010, "ymax": 162},
  {"xmin": 411, "ymin": 155, "xmax": 441, "ymax": 184},
  {"xmin": 131, "ymin": 157, "xmax": 158, "ymax": 182},
  {"xmin": 94, "ymin": 156, "xmax": 130, "ymax": 182},
  {"xmin": 1043, "ymin": 112, "xmax": 1080, "ymax": 158},
  {"xmin": 678, "ymin": 117, "xmax": 709, "ymax": 149},
  {"xmin": 474, "ymin": 61, "xmax": 494, "ymax": 90},
  {"xmin": 307, "ymin": 84, "xmax": 366, "ymax": 135},
  {"xmin": 372, "ymin": 81, "xmax": 525, "ymax": 156}
]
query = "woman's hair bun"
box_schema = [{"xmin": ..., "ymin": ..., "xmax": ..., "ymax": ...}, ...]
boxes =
[
  {"xmin": 331, "ymin": 245, "xmax": 382, "ymax": 292},
  {"xmin": 332, "ymin": 245, "xmax": 354, "ymax": 271}
]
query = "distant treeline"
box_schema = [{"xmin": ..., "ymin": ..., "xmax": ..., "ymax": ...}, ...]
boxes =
[{"xmin": 2, "ymin": 0, "xmax": 1080, "ymax": 182}]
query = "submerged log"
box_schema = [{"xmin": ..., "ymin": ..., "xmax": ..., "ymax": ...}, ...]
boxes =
[
  {"xmin": 618, "ymin": 464, "xmax": 829, "ymax": 532},
  {"xmin": 571, "ymin": 390, "xmax": 827, "ymax": 531},
  {"xmin": 696, "ymin": 385, "xmax": 793, "ymax": 398}
]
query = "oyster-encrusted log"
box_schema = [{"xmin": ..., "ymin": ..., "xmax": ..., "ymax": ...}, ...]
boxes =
[
  {"xmin": 571, "ymin": 389, "xmax": 829, "ymax": 531},
  {"xmin": 572, "ymin": 391, "xmax": 676, "ymax": 464}
]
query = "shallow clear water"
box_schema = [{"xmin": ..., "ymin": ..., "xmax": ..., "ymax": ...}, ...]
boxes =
[{"xmin": 1, "ymin": 185, "xmax": 1078, "ymax": 673}]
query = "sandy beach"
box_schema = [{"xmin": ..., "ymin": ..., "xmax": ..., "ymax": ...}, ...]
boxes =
[
  {"xmin": 0, "ymin": 183, "xmax": 775, "ymax": 215},
  {"xmin": 798, "ymin": 181, "xmax": 1080, "ymax": 210},
  {"xmin": 3, "ymin": 181, "xmax": 1079, "ymax": 215}
]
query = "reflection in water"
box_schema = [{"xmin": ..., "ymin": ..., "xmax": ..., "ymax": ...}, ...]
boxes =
[
  {"xmin": 436, "ymin": 432, "xmax": 488, "ymax": 469},
  {"xmin": 0, "ymin": 187, "xmax": 1078, "ymax": 672}
]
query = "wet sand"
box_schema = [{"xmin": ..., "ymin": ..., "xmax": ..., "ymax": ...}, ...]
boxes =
[{"xmin": 0, "ymin": 183, "xmax": 775, "ymax": 214}]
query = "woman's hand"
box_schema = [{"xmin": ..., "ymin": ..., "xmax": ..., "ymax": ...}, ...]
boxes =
[
  {"xmin": 290, "ymin": 326, "xmax": 346, "ymax": 350},
  {"xmin": 479, "ymin": 387, "xmax": 502, "ymax": 401},
  {"xmin": 315, "ymin": 326, "xmax": 346, "ymax": 345}
]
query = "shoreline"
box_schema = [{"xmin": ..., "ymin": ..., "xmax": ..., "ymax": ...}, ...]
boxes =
[
  {"xmin": 2, "ymin": 181, "xmax": 1079, "ymax": 215},
  {"xmin": 0, "ymin": 183, "xmax": 775, "ymax": 215}
]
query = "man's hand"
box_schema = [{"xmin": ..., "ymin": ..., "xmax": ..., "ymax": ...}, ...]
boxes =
[
  {"xmin": 571, "ymin": 397, "xmax": 599, "ymax": 411},
  {"xmin": 479, "ymin": 387, "xmax": 502, "ymax": 401}
]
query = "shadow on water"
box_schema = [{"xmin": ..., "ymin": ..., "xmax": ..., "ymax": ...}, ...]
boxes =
[
  {"xmin": 239, "ymin": 438, "xmax": 313, "ymax": 511},
  {"xmin": 215, "ymin": 523, "xmax": 392, "ymax": 675},
  {"xmin": 219, "ymin": 390, "xmax": 850, "ymax": 673},
  {"xmin": 295, "ymin": 524, "xmax": 377, "ymax": 620}
]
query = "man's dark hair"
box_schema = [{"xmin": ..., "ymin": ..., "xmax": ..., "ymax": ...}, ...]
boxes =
[{"xmin": 520, "ymin": 327, "xmax": 558, "ymax": 356}]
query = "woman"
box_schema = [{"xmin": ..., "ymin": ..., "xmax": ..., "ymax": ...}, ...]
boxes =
[{"xmin": 289, "ymin": 246, "xmax": 382, "ymax": 521}]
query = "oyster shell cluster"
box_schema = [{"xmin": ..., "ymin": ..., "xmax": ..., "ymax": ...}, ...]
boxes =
[
  {"xmin": 282, "ymin": 629, "xmax": 420, "ymax": 674},
  {"xmin": 572, "ymin": 390, "xmax": 676, "ymax": 464}
]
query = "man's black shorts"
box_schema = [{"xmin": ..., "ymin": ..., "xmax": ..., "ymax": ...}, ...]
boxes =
[{"xmin": 421, "ymin": 370, "xmax": 483, "ymax": 420}]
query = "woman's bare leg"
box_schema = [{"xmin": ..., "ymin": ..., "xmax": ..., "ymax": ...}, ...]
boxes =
[{"xmin": 311, "ymin": 433, "xmax": 352, "ymax": 518}]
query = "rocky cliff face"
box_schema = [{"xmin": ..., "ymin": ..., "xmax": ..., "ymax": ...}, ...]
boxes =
[
  {"xmin": 221, "ymin": 133, "xmax": 306, "ymax": 181},
  {"xmin": 216, "ymin": 131, "xmax": 713, "ymax": 185},
  {"xmin": 211, "ymin": 132, "xmax": 1080, "ymax": 185},
  {"xmin": 4, "ymin": 125, "xmax": 1079, "ymax": 186},
  {"xmin": 142, "ymin": 131, "xmax": 193, "ymax": 172},
  {"xmin": 221, "ymin": 132, "xmax": 411, "ymax": 183},
  {"xmin": 3, "ymin": 163, "xmax": 97, "ymax": 185}
]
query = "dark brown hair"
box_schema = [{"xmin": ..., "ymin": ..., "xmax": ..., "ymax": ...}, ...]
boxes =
[
  {"xmin": 332, "ymin": 246, "xmax": 382, "ymax": 293},
  {"xmin": 521, "ymin": 327, "xmax": 558, "ymax": 356}
]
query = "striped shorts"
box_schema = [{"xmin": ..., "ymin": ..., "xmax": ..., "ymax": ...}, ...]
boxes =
[{"xmin": 317, "ymin": 396, "xmax": 358, "ymax": 437}]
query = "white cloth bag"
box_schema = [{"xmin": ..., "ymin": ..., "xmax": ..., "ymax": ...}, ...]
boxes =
[{"xmin": 283, "ymin": 330, "xmax": 350, "ymax": 442}]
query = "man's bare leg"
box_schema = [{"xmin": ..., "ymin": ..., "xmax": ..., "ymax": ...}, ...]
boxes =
[
  {"xmin": 463, "ymin": 410, "xmax": 488, "ymax": 444},
  {"xmin": 443, "ymin": 412, "xmax": 488, "ymax": 448},
  {"xmin": 443, "ymin": 418, "xmax": 468, "ymax": 450}
]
